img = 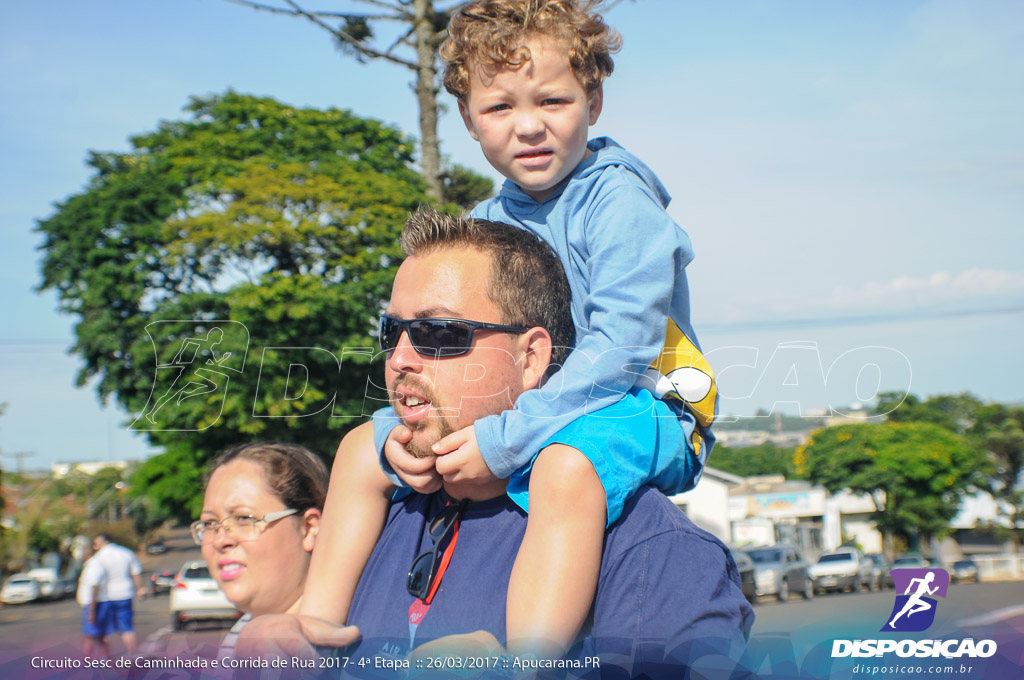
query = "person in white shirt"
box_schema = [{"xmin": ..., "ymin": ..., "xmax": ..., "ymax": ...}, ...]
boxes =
[
  {"xmin": 91, "ymin": 534, "xmax": 147, "ymax": 655},
  {"xmin": 76, "ymin": 545, "xmax": 110, "ymax": 658}
]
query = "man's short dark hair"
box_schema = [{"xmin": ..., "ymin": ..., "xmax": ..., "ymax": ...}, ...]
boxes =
[{"xmin": 400, "ymin": 208, "xmax": 574, "ymax": 367}]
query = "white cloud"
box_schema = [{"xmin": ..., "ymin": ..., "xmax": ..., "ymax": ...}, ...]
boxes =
[{"xmin": 829, "ymin": 269, "xmax": 1024, "ymax": 309}]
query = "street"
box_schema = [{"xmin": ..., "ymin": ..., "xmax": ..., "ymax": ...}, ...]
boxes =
[
  {"xmin": 0, "ymin": 528, "xmax": 229, "ymax": 666},
  {"xmin": 744, "ymin": 579, "xmax": 1024, "ymax": 678},
  {"xmin": 749, "ymin": 579, "xmax": 1024, "ymax": 638},
  {"xmin": 2, "ymin": 536, "xmax": 1022, "ymax": 679}
]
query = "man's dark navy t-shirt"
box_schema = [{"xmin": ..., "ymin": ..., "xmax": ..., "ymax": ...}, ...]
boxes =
[{"xmin": 344, "ymin": 486, "xmax": 753, "ymax": 678}]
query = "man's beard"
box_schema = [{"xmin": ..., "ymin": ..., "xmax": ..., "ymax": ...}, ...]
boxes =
[
  {"xmin": 406, "ymin": 414, "xmax": 455, "ymax": 458},
  {"xmin": 390, "ymin": 375, "xmax": 456, "ymax": 458}
]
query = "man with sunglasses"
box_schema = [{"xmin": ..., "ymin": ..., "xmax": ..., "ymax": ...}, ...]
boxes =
[{"xmin": 239, "ymin": 209, "xmax": 752, "ymax": 677}]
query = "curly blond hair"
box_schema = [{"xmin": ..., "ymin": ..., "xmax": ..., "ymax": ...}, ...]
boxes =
[{"xmin": 441, "ymin": 0, "xmax": 622, "ymax": 101}]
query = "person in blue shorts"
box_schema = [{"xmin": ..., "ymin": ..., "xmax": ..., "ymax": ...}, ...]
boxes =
[
  {"xmin": 77, "ymin": 544, "xmax": 110, "ymax": 658},
  {"xmin": 91, "ymin": 534, "xmax": 147, "ymax": 656}
]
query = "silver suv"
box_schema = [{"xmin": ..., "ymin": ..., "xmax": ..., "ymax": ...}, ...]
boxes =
[{"xmin": 746, "ymin": 544, "xmax": 814, "ymax": 602}]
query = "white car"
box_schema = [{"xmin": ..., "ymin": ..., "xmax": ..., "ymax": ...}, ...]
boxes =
[
  {"xmin": 26, "ymin": 567, "xmax": 61, "ymax": 600},
  {"xmin": 808, "ymin": 548, "xmax": 875, "ymax": 593},
  {"xmin": 1, "ymin": 574, "xmax": 41, "ymax": 604},
  {"xmin": 169, "ymin": 560, "xmax": 240, "ymax": 630}
]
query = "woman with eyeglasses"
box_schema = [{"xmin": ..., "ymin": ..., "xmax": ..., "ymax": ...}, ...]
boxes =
[{"xmin": 193, "ymin": 442, "xmax": 328, "ymax": 656}]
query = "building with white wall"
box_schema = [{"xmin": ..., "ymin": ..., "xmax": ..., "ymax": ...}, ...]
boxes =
[
  {"xmin": 668, "ymin": 467, "xmax": 743, "ymax": 542},
  {"xmin": 726, "ymin": 475, "xmax": 883, "ymax": 557},
  {"xmin": 51, "ymin": 460, "xmax": 131, "ymax": 478}
]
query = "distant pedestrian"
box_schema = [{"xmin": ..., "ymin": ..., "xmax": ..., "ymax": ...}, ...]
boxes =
[
  {"xmin": 91, "ymin": 534, "xmax": 147, "ymax": 655},
  {"xmin": 77, "ymin": 545, "xmax": 110, "ymax": 659}
]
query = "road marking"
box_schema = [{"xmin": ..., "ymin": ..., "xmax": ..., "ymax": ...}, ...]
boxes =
[{"xmin": 959, "ymin": 604, "xmax": 1024, "ymax": 628}]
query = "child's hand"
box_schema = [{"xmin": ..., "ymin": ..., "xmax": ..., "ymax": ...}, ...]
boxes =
[
  {"xmin": 384, "ymin": 425, "xmax": 442, "ymax": 493},
  {"xmin": 432, "ymin": 424, "xmax": 499, "ymax": 485}
]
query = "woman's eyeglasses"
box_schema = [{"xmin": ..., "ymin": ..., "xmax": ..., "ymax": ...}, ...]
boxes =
[
  {"xmin": 407, "ymin": 500, "xmax": 468, "ymax": 601},
  {"xmin": 190, "ymin": 509, "xmax": 298, "ymax": 545},
  {"xmin": 379, "ymin": 314, "xmax": 529, "ymax": 358}
]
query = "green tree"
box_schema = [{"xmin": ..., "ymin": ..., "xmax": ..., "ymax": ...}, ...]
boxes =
[
  {"xmin": 709, "ymin": 443, "xmax": 801, "ymax": 479},
  {"xmin": 796, "ymin": 422, "xmax": 989, "ymax": 553},
  {"xmin": 874, "ymin": 391, "xmax": 983, "ymax": 434},
  {"xmin": 876, "ymin": 391, "xmax": 1023, "ymax": 546},
  {"xmin": 969, "ymin": 403, "xmax": 1024, "ymax": 546},
  {"xmin": 36, "ymin": 92, "xmax": 485, "ymax": 520},
  {"xmin": 130, "ymin": 445, "xmax": 210, "ymax": 521},
  {"xmin": 225, "ymin": 0, "xmax": 494, "ymax": 203}
]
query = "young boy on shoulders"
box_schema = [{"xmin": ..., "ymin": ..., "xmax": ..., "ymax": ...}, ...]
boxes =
[{"xmin": 301, "ymin": 0, "xmax": 717, "ymax": 660}]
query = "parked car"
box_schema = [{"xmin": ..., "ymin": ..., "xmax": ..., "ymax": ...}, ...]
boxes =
[
  {"xmin": 150, "ymin": 569, "xmax": 176, "ymax": 595},
  {"xmin": 866, "ymin": 553, "xmax": 894, "ymax": 589},
  {"xmin": 169, "ymin": 560, "xmax": 240, "ymax": 630},
  {"xmin": 746, "ymin": 544, "xmax": 814, "ymax": 602},
  {"xmin": 926, "ymin": 557, "xmax": 952, "ymax": 580},
  {"xmin": 26, "ymin": 567, "xmax": 62, "ymax": 601},
  {"xmin": 58, "ymin": 577, "xmax": 77, "ymax": 598},
  {"xmin": 728, "ymin": 546, "xmax": 757, "ymax": 605},
  {"xmin": 146, "ymin": 540, "xmax": 169, "ymax": 555},
  {"xmin": 808, "ymin": 548, "xmax": 875, "ymax": 594},
  {"xmin": 951, "ymin": 558, "xmax": 981, "ymax": 583},
  {"xmin": 1, "ymin": 574, "xmax": 41, "ymax": 604},
  {"xmin": 891, "ymin": 553, "xmax": 928, "ymax": 570}
]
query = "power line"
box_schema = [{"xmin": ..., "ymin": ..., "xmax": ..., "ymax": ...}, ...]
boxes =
[
  {"xmin": 700, "ymin": 305, "xmax": 1024, "ymax": 335},
  {"xmin": 0, "ymin": 339, "xmax": 71, "ymax": 345}
]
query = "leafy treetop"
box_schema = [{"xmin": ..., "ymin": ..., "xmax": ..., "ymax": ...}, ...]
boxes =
[{"xmin": 36, "ymin": 92, "xmax": 487, "ymax": 519}]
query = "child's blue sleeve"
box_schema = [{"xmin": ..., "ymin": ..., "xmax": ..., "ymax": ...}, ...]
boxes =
[
  {"xmin": 473, "ymin": 180, "xmax": 696, "ymax": 479},
  {"xmin": 371, "ymin": 406, "xmax": 405, "ymax": 487}
]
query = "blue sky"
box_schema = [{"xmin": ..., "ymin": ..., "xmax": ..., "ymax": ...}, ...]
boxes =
[{"xmin": 1, "ymin": 0, "xmax": 1022, "ymax": 470}]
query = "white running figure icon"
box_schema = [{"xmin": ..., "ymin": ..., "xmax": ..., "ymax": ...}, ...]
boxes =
[
  {"xmin": 144, "ymin": 327, "xmax": 232, "ymax": 425},
  {"xmin": 888, "ymin": 571, "xmax": 939, "ymax": 628}
]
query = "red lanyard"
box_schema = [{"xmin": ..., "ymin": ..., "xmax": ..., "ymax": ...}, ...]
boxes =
[{"xmin": 408, "ymin": 515, "xmax": 461, "ymax": 645}]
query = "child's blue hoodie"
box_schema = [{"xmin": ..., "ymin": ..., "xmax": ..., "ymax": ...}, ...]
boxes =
[{"xmin": 374, "ymin": 138, "xmax": 711, "ymax": 498}]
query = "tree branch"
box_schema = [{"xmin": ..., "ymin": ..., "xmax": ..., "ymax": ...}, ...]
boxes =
[
  {"xmin": 304, "ymin": 11, "xmax": 407, "ymax": 21},
  {"xmin": 352, "ymin": 0, "xmax": 413, "ymax": 19},
  {"xmin": 225, "ymin": 0, "xmax": 305, "ymax": 18},
  {"xmin": 226, "ymin": 0, "xmax": 407, "ymax": 22},
  {"xmin": 385, "ymin": 26, "xmax": 417, "ymax": 54},
  {"xmin": 283, "ymin": 0, "xmax": 418, "ymax": 68},
  {"xmin": 225, "ymin": 0, "xmax": 418, "ymax": 68}
]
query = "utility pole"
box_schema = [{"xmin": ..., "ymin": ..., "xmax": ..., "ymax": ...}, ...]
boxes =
[{"xmin": 3, "ymin": 450, "xmax": 35, "ymax": 477}]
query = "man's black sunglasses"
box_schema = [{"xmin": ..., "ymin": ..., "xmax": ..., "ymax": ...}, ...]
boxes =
[
  {"xmin": 379, "ymin": 314, "xmax": 530, "ymax": 358},
  {"xmin": 407, "ymin": 499, "xmax": 468, "ymax": 602}
]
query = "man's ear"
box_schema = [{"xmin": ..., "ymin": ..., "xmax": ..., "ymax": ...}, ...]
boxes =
[
  {"xmin": 517, "ymin": 327, "xmax": 553, "ymax": 391},
  {"xmin": 588, "ymin": 85, "xmax": 604, "ymax": 126},
  {"xmin": 300, "ymin": 508, "xmax": 322, "ymax": 553},
  {"xmin": 458, "ymin": 99, "xmax": 481, "ymax": 141}
]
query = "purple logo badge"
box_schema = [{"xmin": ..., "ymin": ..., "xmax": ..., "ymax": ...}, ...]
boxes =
[{"xmin": 880, "ymin": 568, "xmax": 950, "ymax": 632}]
